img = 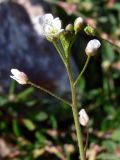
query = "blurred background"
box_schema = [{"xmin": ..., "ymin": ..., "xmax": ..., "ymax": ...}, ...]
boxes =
[{"xmin": 0, "ymin": 0, "xmax": 120, "ymax": 159}]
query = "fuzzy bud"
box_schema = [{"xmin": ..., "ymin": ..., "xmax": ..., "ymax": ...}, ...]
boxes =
[
  {"xmin": 74, "ymin": 17, "xmax": 84, "ymax": 33},
  {"xmin": 102, "ymin": 60, "xmax": 111, "ymax": 71},
  {"xmin": 79, "ymin": 109, "xmax": 89, "ymax": 126},
  {"xmin": 85, "ymin": 39, "xmax": 101, "ymax": 56},
  {"xmin": 84, "ymin": 25, "xmax": 95, "ymax": 36},
  {"xmin": 10, "ymin": 69, "xmax": 28, "ymax": 85},
  {"xmin": 65, "ymin": 24, "xmax": 74, "ymax": 32}
]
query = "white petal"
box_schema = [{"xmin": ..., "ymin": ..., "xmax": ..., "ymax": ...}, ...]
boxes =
[
  {"xmin": 10, "ymin": 75, "xmax": 20, "ymax": 83},
  {"xmin": 52, "ymin": 18, "xmax": 62, "ymax": 30},
  {"xmin": 38, "ymin": 14, "xmax": 53, "ymax": 27},
  {"xmin": 44, "ymin": 13, "xmax": 54, "ymax": 21},
  {"xmin": 11, "ymin": 69, "xmax": 21, "ymax": 77},
  {"xmin": 44, "ymin": 25, "xmax": 53, "ymax": 34},
  {"xmin": 42, "ymin": 14, "xmax": 53, "ymax": 25}
]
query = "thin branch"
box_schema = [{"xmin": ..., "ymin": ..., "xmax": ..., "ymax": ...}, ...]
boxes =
[
  {"xmin": 74, "ymin": 55, "xmax": 91, "ymax": 87},
  {"xmin": 28, "ymin": 81, "xmax": 72, "ymax": 107}
]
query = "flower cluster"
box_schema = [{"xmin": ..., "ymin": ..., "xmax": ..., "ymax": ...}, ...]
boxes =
[
  {"xmin": 10, "ymin": 14, "xmax": 101, "ymax": 85},
  {"xmin": 34, "ymin": 13, "xmax": 101, "ymax": 56}
]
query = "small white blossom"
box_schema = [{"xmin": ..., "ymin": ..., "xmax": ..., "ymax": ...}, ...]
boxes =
[
  {"xmin": 10, "ymin": 69, "xmax": 28, "ymax": 85},
  {"xmin": 85, "ymin": 39, "xmax": 101, "ymax": 56},
  {"xmin": 79, "ymin": 109, "xmax": 89, "ymax": 126},
  {"xmin": 33, "ymin": 13, "xmax": 63, "ymax": 40}
]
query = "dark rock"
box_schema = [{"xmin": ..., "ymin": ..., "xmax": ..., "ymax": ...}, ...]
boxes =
[{"xmin": 0, "ymin": 1, "xmax": 77, "ymax": 95}]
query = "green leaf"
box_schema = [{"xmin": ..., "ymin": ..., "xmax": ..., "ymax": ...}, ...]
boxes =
[
  {"xmin": 23, "ymin": 119, "xmax": 36, "ymax": 131},
  {"xmin": 102, "ymin": 140, "xmax": 116, "ymax": 152},
  {"xmin": 0, "ymin": 97, "xmax": 8, "ymax": 106},
  {"xmin": 97, "ymin": 153, "xmax": 120, "ymax": 160},
  {"xmin": 35, "ymin": 112, "xmax": 48, "ymax": 122},
  {"xmin": 111, "ymin": 129, "xmax": 120, "ymax": 142},
  {"xmin": 35, "ymin": 132, "xmax": 46, "ymax": 144},
  {"xmin": 77, "ymin": 76, "xmax": 85, "ymax": 93},
  {"xmin": 50, "ymin": 116, "xmax": 58, "ymax": 129},
  {"xmin": 12, "ymin": 120, "xmax": 21, "ymax": 137},
  {"xmin": 17, "ymin": 87, "xmax": 34, "ymax": 100},
  {"xmin": 102, "ymin": 42, "xmax": 115, "ymax": 62},
  {"xmin": 112, "ymin": 3, "xmax": 120, "ymax": 11}
]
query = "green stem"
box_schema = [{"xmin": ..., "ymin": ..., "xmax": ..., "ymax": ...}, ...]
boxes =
[
  {"xmin": 66, "ymin": 63, "xmax": 85, "ymax": 160},
  {"xmin": 53, "ymin": 41, "xmax": 67, "ymax": 65},
  {"xmin": 84, "ymin": 126, "xmax": 89, "ymax": 153},
  {"xmin": 28, "ymin": 81, "xmax": 72, "ymax": 107},
  {"xmin": 74, "ymin": 55, "xmax": 91, "ymax": 87},
  {"xmin": 9, "ymin": 81, "xmax": 16, "ymax": 95}
]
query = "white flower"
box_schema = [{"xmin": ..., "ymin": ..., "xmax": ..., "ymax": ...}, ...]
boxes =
[
  {"xmin": 85, "ymin": 39, "xmax": 101, "ymax": 56},
  {"xmin": 34, "ymin": 13, "xmax": 63, "ymax": 40},
  {"xmin": 10, "ymin": 69, "xmax": 28, "ymax": 85},
  {"xmin": 79, "ymin": 109, "xmax": 89, "ymax": 126}
]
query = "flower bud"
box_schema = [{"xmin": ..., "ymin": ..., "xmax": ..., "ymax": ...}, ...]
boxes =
[
  {"xmin": 84, "ymin": 25, "xmax": 95, "ymax": 36},
  {"xmin": 85, "ymin": 39, "xmax": 101, "ymax": 56},
  {"xmin": 74, "ymin": 17, "xmax": 84, "ymax": 33},
  {"xmin": 10, "ymin": 69, "xmax": 28, "ymax": 85},
  {"xmin": 102, "ymin": 60, "xmax": 111, "ymax": 71},
  {"xmin": 79, "ymin": 109, "xmax": 89, "ymax": 126},
  {"xmin": 65, "ymin": 24, "xmax": 74, "ymax": 32}
]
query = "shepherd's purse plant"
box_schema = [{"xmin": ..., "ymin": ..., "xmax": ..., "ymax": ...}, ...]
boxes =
[{"xmin": 10, "ymin": 13, "xmax": 101, "ymax": 160}]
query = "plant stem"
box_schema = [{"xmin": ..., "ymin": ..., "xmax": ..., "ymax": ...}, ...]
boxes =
[
  {"xmin": 74, "ymin": 55, "xmax": 91, "ymax": 87},
  {"xmin": 53, "ymin": 41, "xmax": 67, "ymax": 65},
  {"xmin": 28, "ymin": 81, "xmax": 72, "ymax": 107},
  {"xmin": 84, "ymin": 126, "xmax": 89, "ymax": 153},
  {"xmin": 66, "ymin": 63, "xmax": 85, "ymax": 160}
]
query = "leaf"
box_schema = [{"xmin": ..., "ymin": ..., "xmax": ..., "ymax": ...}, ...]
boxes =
[
  {"xmin": 102, "ymin": 42, "xmax": 115, "ymax": 62},
  {"xmin": 0, "ymin": 97, "xmax": 8, "ymax": 106},
  {"xmin": 97, "ymin": 153, "xmax": 120, "ymax": 160},
  {"xmin": 102, "ymin": 140, "xmax": 116, "ymax": 152},
  {"xmin": 111, "ymin": 129, "xmax": 120, "ymax": 142},
  {"xmin": 50, "ymin": 116, "xmax": 58, "ymax": 129},
  {"xmin": 17, "ymin": 87, "xmax": 34, "ymax": 100},
  {"xmin": 12, "ymin": 120, "xmax": 21, "ymax": 137},
  {"xmin": 35, "ymin": 112, "xmax": 48, "ymax": 122},
  {"xmin": 23, "ymin": 119, "xmax": 36, "ymax": 131},
  {"xmin": 77, "ymin": 76, "xmax": 85, "ymax": 93},
  {"xmin": 35, "ymin": 132, "xmax": 46, "ymax": 144},
  {"xmin": 112, "ymin": 3, "xmax": 120, "ymax": 11},
  {"xmin": 33, "ymin": 148, "xmax": 45, "ymax": 159}
]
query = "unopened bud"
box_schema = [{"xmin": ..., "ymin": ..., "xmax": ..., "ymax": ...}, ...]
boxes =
[
  {"xmin": 10, "ymin": 69, "xmax": 28, "ymax": 85},
  {"xmin": 85, "ymin": 39, "xmax": 101, "ymax": 56},
  {"xmin": 102, "ymin": 60, "xmax": 111, "ymax": 71},
  {"xmin": 65, "ymin": 24, "xmax": 74, "ymax": 32},
  {"xmin": 74, "ymin": 17, "xmax": 84, "ymax": 33},
  {"xmin": 84, "ymin": 25, "xmax": 95, "ymax": 36},
  {"xmin": 79, "ymin": 109, "xmax": 89, "ymax": 126}
]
